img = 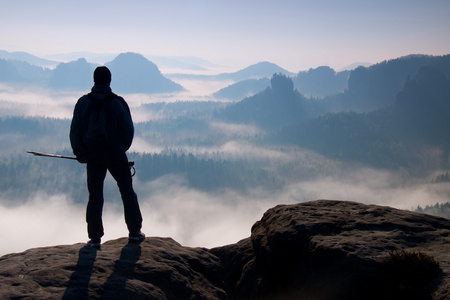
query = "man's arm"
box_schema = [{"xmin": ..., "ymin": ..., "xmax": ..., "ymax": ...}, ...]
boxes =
[
  {"xmin": 69, "ymin": 98, "xmax": 86, "ymax": 160},
  {"xmin": 116, "ymin": 97, "xmax": 134, "ymax": 152}
]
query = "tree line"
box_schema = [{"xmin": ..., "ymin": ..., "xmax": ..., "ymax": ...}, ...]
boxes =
[
  {"xmin": 0, "ymin": 146, "xmax": 345, "ymax": 204},
  {"xmin": 415, "ymin": 202, "xmax": 450, "ymax": 220}
]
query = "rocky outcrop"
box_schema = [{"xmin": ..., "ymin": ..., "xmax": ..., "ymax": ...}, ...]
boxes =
[
  {"xmin": 1, "ymin": 200, "xmax": 449, "ymax": 299},
  {"xmin": 212, "ymin": 200, "xmax": 450, "ymax": 299},
  {"xmin": 0, "ymin": 237, "xmax": 225, "ymax": 300}
]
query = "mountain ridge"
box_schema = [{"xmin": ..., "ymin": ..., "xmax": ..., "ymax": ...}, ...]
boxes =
[
  {"xmin": 0, "ymin": 52, "xmax": 184, "ymax": 94},
  {"xmin": 0, "ymin": 51, "xmax": 294, "ymax": 94},
  {"xmin": 165, "ymin": 61, "xmax": 295, "ymax": 82},
  {"xmin": 0, "ymin": 50, "xmax": 59, "ymax": 68}
]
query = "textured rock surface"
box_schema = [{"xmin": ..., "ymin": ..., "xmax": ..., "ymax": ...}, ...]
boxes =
[
  {"xmin": 0, "ymin": 237, "xmax": 226, "ymax": 300},
  {"xmin": 212, "ymin": 200, "xmax": 450, "ymax": 299},
  {"xmin": 1, "ymin": 200, "xmax": 449, "ymax": 299}
]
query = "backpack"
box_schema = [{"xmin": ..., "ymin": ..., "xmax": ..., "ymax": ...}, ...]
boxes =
[{"xmin": 86, "ymin": 92, "xmax": 117, "ymax": 145}]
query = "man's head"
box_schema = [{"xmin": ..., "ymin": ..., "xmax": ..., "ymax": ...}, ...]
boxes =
[{"xmin": 93, "ymin": 66, "xmax": 111, "ymax": 86}]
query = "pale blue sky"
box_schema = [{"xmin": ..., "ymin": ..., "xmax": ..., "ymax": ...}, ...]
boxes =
[{"xmin": 1, "ymin": 0, "xmax": 450, "ymax": 72}]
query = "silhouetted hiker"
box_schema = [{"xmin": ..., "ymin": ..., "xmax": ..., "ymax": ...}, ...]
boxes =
[{"xmin": 70, "ymin": 66, "xmax": 144, "ymax": 249}]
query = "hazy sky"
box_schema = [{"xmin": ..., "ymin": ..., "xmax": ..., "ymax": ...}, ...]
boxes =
[{"xmin": 2, "ymin": 0, "xmax": 450, "ymax": 71}]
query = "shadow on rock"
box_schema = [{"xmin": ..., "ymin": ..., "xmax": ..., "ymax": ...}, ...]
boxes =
[
  {"xmin": 62, "ymin": 246, "xmax": 98, "ymax": 299},
  {"xmin": 101, "ymin": 242, "xmax": 142, "ymax": 298}
]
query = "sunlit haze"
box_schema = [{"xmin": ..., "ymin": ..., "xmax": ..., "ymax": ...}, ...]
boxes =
[{"xmin": 2, "ymin": 0, "xmax": 450, "ymax": 72}]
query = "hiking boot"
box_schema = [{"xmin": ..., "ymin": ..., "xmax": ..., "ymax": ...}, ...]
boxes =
[
  {"xmin": 128, "ymin": 231, "xmax": 145, "ymax": 243},
  {"xmin": 86, "ymin": 238, "xmax": 101, "ymax": 249}
]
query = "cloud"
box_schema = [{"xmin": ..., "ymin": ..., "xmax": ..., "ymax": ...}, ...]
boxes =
[
  {"xmin": 136, "ymin": 175, "xmax": 279, "ymax": 248},
  {"xmin": 213, "ymin": 141, "xmax": 291, "ymax": 161},
  {"xmin": 180, "ymin": 141, "xmax": 330, "ymax": 164},
  {"xmin": 0, "ymin": 86, "xmax": 78, "ymax": 118},
  {"xmin": 1, "ymin": 82, "xmax": 450, "ymax": 258},
  {"xmin": 0, "ymin": 83, "xmax": 231, "ymax": 122},
  {"xmin": 168, "ymin": 79, "xmax": 235, "ymax": 97},
  {"xmin": 283, "ymin": 167, "xmax": 450, "ymax": 210},
  {"xmin": 129, "ymin": 136, "xmax": 164, "ymax": 154},
  {"xmin": 209, "ymin": 122, "xmax": 262, "ymax": 137},
  {"xmin": 1, "ymin": 166, "xmax": 449, "ymax": 257},
  {"xmin": 0, "ymin": 178, "xmax": 278, "ymax": 256},
  {"xmin": 0, "ymin": 194, "xmax": 86, "ymax": 256}
]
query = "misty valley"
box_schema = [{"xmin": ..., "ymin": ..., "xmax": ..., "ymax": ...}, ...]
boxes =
[{"xmin": 1, "ymin": 52, "xmax": 450, "ymax": 254}]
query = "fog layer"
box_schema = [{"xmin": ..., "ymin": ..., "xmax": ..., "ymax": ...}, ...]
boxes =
[{"xmin": 1, "ymin": 167, "xmax": 448, "ymax": 256}]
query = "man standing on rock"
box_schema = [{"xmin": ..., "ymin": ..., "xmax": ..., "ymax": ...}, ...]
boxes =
[{"xmin": 70, "ymin": 66, "xmax": 144, "ymax": 249}]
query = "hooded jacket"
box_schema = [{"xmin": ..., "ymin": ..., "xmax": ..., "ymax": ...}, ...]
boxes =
[{"xmin": 70, "ymin": 85, "xmax": 134, "ymax": 159}]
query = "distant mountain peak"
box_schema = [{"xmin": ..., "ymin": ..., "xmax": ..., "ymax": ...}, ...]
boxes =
[
  {"xmin": 108, "ymin": 52, "xmax": 160, "ymax": 72},
  {"xmin": 226, "ymin": 61, "xmax": 294, "ymax": 79},
  {"xmin": 211, "ymin": 61, "xmax": 294, "ymax": 82},
  {"xmin": 105, "ymin": 52, "xmax": 184, "ymax": 94},
  {"xmin": 114, "ymin": 52, "xmax": 150, "ymax": 61}
]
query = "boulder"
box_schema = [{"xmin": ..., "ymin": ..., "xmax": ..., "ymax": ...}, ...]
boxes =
[
  {"xmin": 212, "ymin": 200, "xmax": 450, "ymax": 299},
  {"xmin": 1, "ymin": 200, "xmax": 449, "ymax": 299}
]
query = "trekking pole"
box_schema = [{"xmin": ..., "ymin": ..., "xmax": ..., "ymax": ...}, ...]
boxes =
[
  {"xmin": 27, "ymin": 151, "xmax": 78, "ymax": 160},
  {"xmin": 27, "ymin": 151, "xmax": 136, "ymax": 176}
]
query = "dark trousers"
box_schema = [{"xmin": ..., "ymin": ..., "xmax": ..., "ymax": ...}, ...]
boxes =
[{"xmin": 86, "ymin": 151, "xmax": 142, "ymax": 239}]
